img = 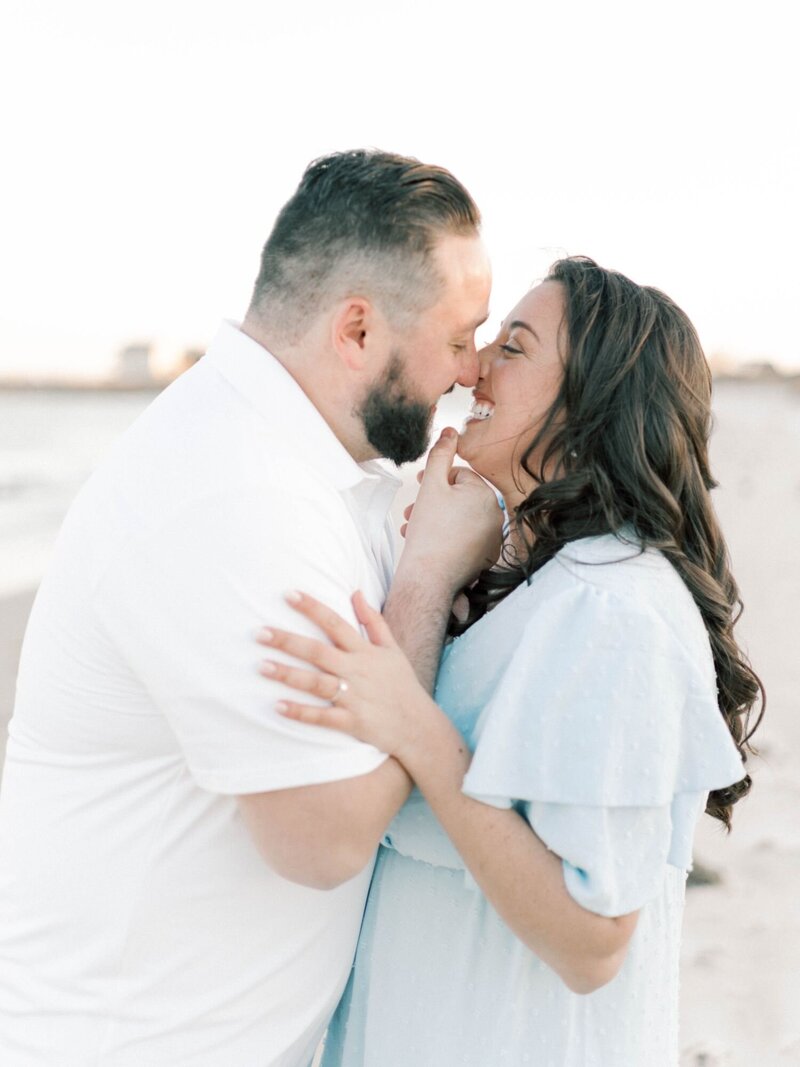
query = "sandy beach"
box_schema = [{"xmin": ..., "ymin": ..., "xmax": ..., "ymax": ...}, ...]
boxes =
[
  {"xmin": 674, "ymin": 380, "xmax": 800, "ymax": 1066},
  {"xmin": 1, "ymin": 378, "xmax": 798, "ymax": 1065}
]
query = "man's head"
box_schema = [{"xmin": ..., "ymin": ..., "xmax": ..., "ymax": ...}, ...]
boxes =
[{"xmin": 245, "ymin": 150, "xmax": 491, "ymax": 463}]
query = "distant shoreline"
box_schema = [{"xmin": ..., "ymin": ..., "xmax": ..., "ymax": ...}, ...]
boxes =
[{"xmin": 1, "ymin": 368, "xmax": 798, "ymax": 394}]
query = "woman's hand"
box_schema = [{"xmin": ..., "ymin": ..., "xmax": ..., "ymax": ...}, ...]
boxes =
[{"xmin": 257, "ymin": 589, "xmax": 439, "ymax": 765}]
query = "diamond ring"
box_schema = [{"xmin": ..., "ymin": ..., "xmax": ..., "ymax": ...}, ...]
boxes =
[{"xmin": 331, "ymin": 678, "xmax": 349, "ymax": 705}]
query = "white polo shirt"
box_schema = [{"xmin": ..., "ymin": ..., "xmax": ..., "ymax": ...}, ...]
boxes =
[{"xmin": 0, "ymin": 322, "xmax": 401, "ymax": 1066}]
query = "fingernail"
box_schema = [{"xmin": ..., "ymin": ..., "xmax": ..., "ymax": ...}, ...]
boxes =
[
  {"xmin": 441, "ymin": 427, "xmax": 456, "ymax": 439},
  {"xmin": 258, "ymin": 628, "xmax": 274, "ymax": 642},
  {"xmin": 285, "ymin": 590, "xmax": 302, "ymax": 604},
  {"xmin": 260, "ymin": 661, "xmax": 276, "ymax": 675},
  {"xmin": 275, "ymin": 701, "xmax": 289, "ymax": 714}
]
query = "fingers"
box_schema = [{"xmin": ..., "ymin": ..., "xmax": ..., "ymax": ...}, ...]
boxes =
[
  {"xmin": 275, "ymin": 700, "xmax": 357, "ymax": 735},
  {"xmin": 403, "ymin": 503, "xmax": 414, "ymax": 520},
  {"xmin": 451, "ymin": 591, "xmax": 470, "ymax": 624},
  {"xmin": 448, "ymin": 464, "xmax": 476, "ymax": 486},
  {"xmin": 256, "ymin": 626, "xmax": 342, "ymax": 674},
  {"xmin": 420, "ymin": 427, "xmax": 458, "ymax": 484},
  {"xmin": 283, "ymin": 591, "xmax": 363, "ymax": 651},
  {"xmin": 260, "ymin": 659, "xmax": 340, "ymax": 701},
  {"xmin": 352, "ymin": 590, "xmax": 396, "ymax": 648}
]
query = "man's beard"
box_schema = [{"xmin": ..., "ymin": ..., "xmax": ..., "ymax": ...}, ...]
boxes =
[{"xmin": 358, "ymin": 352, "xmax": 434, "ymax": 465}]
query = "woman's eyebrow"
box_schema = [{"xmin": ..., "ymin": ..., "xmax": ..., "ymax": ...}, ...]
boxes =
[{"xmin": 509, "ymin": 319, "xmax": 540, "ymax": 343}]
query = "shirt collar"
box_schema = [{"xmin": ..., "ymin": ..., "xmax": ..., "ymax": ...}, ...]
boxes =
[{"xmin": 204, "ymin": 320, "xmax": 402, "ymax": 497}]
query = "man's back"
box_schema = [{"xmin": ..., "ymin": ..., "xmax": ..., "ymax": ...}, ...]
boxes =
[{"xmin": 0, "ymin": 326, "xmax": 395, "ymax": 1065}]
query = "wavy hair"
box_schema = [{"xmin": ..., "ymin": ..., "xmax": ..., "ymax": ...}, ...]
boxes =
[{"xmin": 456, "ymin": 256, "xmax": 764, "ymax": 829}]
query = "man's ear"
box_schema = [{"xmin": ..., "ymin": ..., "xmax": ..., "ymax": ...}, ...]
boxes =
[{"xmin": 330, "ymin": 297, "xmax": 380, "ymax": 371}]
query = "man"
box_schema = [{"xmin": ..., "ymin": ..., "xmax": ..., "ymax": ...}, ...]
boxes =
[{"xmin": 0, "ymin": 150, "xmax": 496, "ymax": 1064}]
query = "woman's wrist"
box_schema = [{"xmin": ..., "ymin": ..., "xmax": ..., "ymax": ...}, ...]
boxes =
[{"xmin": 395, "ymin": 697, "xmax": 471, "ymax": 790}]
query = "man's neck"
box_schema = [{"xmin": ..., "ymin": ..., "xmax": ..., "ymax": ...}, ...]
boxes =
[{"xmin": 240, "ymin": 313, "xmax": 374, "ymax": 464}]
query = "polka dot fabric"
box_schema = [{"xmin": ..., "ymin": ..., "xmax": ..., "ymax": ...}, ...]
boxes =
[{"xmin": 321, "ymin": 534, "xmax": 746, "ymax": 1066}]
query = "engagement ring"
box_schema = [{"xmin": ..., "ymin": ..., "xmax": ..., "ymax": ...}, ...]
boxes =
[{"xmin": 331, "ymin": 678, "xmax": 349, "ymax": 704}]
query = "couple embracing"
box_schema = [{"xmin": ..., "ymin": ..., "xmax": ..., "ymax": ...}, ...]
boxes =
[{"xmin": 0, "ymin": 150, "xmax": 761, "ymax": 1066}]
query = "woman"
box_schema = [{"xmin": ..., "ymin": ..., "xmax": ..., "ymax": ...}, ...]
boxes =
[{"xmin": 258, "ymin": 257, "xmax": 763, "ymax": 1065}]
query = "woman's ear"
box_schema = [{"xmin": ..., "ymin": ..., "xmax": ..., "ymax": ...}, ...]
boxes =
[{"xmin": 330, "ymin": 297, "xmax": 380, "ymax": 371}]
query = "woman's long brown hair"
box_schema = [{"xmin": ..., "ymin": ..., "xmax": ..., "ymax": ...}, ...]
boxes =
[{"xmin": 455, "ymin": 256, "xmax": 764, "ymax": 829}]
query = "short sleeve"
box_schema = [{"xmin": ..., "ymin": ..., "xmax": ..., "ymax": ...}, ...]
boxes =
[
  {"xmin": 462, "ymin": 579, "xmax": 745, "ymax": 811},
  {"xmin": 460, "ymin": 577, "xmax": 745, "ymax": 912},
  {"xmin": 520, "ymin": 797, "xmax": 705, "ymax": 916},
  {"xmin": 93, "ymin": 481, "xmax": 388, "ymax": 794}
]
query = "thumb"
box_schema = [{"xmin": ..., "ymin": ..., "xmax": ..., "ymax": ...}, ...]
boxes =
[
  {"xmin": 352, "ymin": 591, "xmax": 396, "ymax": 648},
  {"xmin": 421, "ymin": 427, "xmax": 458, "ymax": 485}
]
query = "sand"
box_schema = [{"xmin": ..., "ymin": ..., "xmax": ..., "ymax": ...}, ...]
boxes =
[
  {"xmin": 676, "ymin": 380, "xmax": 800, "ymax": 1066},
  {"xmin": 1, "ymin": 378, "xmax": 797, "ymax": 1065}
]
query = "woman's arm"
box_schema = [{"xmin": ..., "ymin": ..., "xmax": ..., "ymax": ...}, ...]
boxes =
[
  {"xmin": 259, "ymin": 592, "xmax": 638, "ymax": 993},
  {"xmin": 400, "ymin": 708, "xmax": 638, "ymax": 994}
]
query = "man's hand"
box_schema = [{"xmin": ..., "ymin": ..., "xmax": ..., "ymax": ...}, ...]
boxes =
[
  {"xmin": 398, "ymin": 427, "xmax": 504, "ymax": 594},
  {"xmin": 382, "ymin": 428, "xmax": 504, "ymax": 693}
]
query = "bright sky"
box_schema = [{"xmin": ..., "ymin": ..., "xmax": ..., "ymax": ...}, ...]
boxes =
[{"xmin": 1, "ymin": 0, "xmax": 797, "ymax": 379}]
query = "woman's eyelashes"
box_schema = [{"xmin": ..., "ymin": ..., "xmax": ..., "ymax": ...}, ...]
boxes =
[{"xmin": 499, "ymin": 342, "xmax": 523, "ymax": 357}]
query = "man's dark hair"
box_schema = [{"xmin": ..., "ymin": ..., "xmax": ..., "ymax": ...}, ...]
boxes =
[{"xmin": 248, "ymin": 149, "xmax": 481, "ymax": 342}]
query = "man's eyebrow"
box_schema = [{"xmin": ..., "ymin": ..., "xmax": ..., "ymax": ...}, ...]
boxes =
[{"xmin": 509, "ymin": 319, "xmax": 540, "ymax": 343}]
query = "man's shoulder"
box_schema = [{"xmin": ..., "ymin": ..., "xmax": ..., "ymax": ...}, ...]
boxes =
[
  {"xmin": 94, "ymin": 361, "xmax": 342, "ymax": 501},
  {"xmin": 60, "ymin": 382, "xmax": 355, "ymax": 596}
]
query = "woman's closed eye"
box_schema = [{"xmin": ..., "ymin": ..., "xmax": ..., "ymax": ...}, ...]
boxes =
[{"xmin": 499, "ymin": 342, "xmax": 524, "ymax": 357}]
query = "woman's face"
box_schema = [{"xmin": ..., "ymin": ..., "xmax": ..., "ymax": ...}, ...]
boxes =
[{"xmin": 457, "ymin": 279, "xmax": 566, "ymax": 508}]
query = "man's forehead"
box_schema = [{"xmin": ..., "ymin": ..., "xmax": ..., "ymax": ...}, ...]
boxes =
[
  {"xmin": 427, "ymin": 234, "xmax": 491, "ymax": 328},
  {"xmin": 432, "ymin": 232, "xmax": 491, "ymax": 276}
]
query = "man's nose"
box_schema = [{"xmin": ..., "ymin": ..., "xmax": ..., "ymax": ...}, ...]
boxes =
[
  {"xmin": 456, "ymin": 348, "xmax": 480, "ymax": 388},
  {"xmin": 475, "ymin": 343, "xmax": 493, "ymax": 382}
]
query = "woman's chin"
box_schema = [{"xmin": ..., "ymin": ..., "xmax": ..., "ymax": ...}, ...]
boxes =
[
  {"xmin": 455, "ymin": 429, "xmax": 471, "ymax": 461},
  {"xmin": 455, "ymin": 435, "xmax": 485, "ymax": 479},
  {"xmin": 456, "ymin": 419, "xmax": 483, "ymax": 461}
]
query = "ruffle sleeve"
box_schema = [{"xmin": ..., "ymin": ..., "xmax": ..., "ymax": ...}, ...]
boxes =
[
  {"xmin": 519, "ymin": 796, "xmax": 705, "ymax": 915},
  {"xmin": 462, "ymin": 580, "xmax": 745, "ymax": 809},
  {"xmin": 460, "ymin": 577, "xmax": 745, "ymax": 912}
]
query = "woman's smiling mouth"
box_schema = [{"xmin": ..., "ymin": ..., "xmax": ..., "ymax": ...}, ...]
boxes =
[{"xmin": 467, "ymin": 397, "xmax": 494, "ymax": 422}]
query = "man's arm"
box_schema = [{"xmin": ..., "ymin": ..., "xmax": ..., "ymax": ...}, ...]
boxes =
[
  {"xmin": 237, "ymin": 568, "xmax": 448, "ymax": 890},
  {"xmin": 239, "ymin": 431, "xmax": 504, "ymax": 888},
  {"xmin": 238, "ymin": 754, "xmax": 412, "ymax": 889}
]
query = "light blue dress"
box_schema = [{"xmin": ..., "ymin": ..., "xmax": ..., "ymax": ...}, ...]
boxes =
[{"xmin": 321, "ymin": 534, "xmax": 746, "ymax": 1066}]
